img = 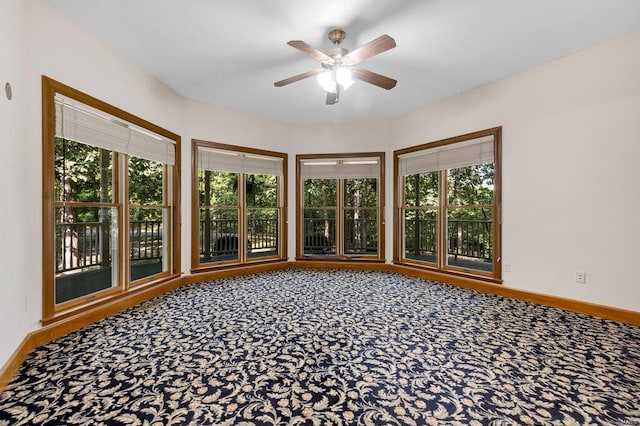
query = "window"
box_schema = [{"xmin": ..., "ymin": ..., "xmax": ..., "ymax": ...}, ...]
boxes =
[
  {"xmin": 192, "ymin": 140, "xmax": 287, "ymax": 270},
  {"xmin": 42, "ymin": 76, "xmax": 180, "ymax": 324},
  {"xmin": 297, "ymin": 153, "xmax": 384, "ymax": 260},
  {"xmin": 394, "ymin": 128, "xmax": 501, "ymax": 281}
]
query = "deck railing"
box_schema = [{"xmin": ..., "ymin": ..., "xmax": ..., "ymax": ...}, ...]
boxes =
[
  {"xmin": 303, "ymin": 217, "xmax": 378, "ymax": 254},
  {"xmin": 56, "ymin": 217, "xmax": 492, "ymax": 272},
  {"xmin": 405, "ymin": 218, "xmax": 493, "ymax": 261},
  {"xmin": 55, "ymin": 221, "xmax": 163, "ymax": 273},
  {"xmin": 199, "ymin": 217, "xmax": 278, "ymax": 257}
]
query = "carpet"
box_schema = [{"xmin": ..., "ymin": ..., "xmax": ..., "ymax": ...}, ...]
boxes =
[{"xmin": 1, "ymin": 269, "xmax": 639, "ymax": 425}]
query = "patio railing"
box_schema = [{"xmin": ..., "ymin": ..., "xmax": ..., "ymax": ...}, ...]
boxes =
[
  {"xmin": 405, "ymin": 218, "xmax": 493, "ymax": 261},
  {"xmin": 199, "ymin": 217, "xmax": 278, "ymax": 257},
  {"xmin": 55, "ymin": 221, "xmax": 164, "ymax": 273},
  {"xmin": 55, "ymin": 217, "xmax": 492, "ymax": 273}
]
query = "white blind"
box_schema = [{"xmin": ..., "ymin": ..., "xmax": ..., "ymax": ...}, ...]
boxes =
[
  {"xmin": 398, "ymin": 135, "xmax": 494, "ymax": 176},
  {"xmin": 55, "ymin": 96, "xmax": 176, "ymax": 165},
  {"xmin": 301, "ymin": 158, "xmax": 379, "ymax": 179},
  {"xmin": 198, "ymin": 147, "xmax": 283, "ymax": 176}
]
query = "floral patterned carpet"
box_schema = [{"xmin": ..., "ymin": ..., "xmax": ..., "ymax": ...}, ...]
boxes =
[{"xmin": 1, "ymin": 269, "xmax": 639, "ymax": 425}]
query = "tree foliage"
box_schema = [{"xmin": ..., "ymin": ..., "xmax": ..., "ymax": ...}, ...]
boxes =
[{"xmin": 55, "ymin": 137, "xmax": 165, "ymax": 223}]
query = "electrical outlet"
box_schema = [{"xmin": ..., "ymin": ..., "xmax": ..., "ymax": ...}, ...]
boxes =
[
  {"xmin": 576, "ymin": 271, "xmax": 586, "ymax": 284},
  {"xmin": 503, "ymin": 263, "xmax": 510, "ymax": 272}
]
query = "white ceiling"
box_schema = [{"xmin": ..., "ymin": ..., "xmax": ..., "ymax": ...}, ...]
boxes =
[{"xmin": 45, "ymin": 0, "xmax": 640, "ymax": 124}]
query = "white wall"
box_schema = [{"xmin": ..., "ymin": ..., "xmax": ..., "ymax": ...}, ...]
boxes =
[
  {"xmin": 391, "ymin": 31, "xmax": 640, "ymax": 311},
  {"xmin": 288, "ymin": 121, "xmax": 392, "ymax": 260},
  {"xmin": 0, "ymin": 0, "xmax": 31, "ymax": 365},
  {"xmin": 182, "ymin": 99, "xmax": 292, "ymax": 268},
  {"xmin": 20, "ymin": 0, "xmax": 186, "ymax": 344},
  {"xmin": 2, "ymin": 0, "xmax": 638, "ymax": 369}
]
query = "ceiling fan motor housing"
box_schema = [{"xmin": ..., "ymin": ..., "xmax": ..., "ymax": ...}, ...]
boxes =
[{"xmin": 328, "ymin": 28, "xmax": 346, "ymax": 46}]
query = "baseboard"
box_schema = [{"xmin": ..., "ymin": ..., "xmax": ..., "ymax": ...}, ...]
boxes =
[
  {"xmin": 184, "ymin": 260, "xmax": 291, "ymax": 284},
  {"xmin": 0, "ymin": 335, "xmax": 33, "ymax": 392},
  {"xmin": 0, "ymin": 275, "xmax": 184, "ymax": 393},
  {"xmin": 2, "ymin": 260, "xmax": 638, "ymax": 393},
  {"xmin": 390, "ymin": 264, "xmax": 640, "ymax": 326}
]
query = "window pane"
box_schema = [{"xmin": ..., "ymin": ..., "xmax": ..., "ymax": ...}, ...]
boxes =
[
  {"xmin": 344, "ymin": 178, "xmax": 377, "ymax": 208},
  {"xmin": 54, "ymin": 138, "xmax": 113, "ymax": 203},
  {"xmin": 246, "ymin": 174, "xmax": 277, "ymax": 208},
  {"xmin": 199, "ymin": 170, "xmax": 239, "ymax": 207},
  {"xmin": 129, "ymin": 157, "xmax": 164, "ymax": 205},
  {"xmin": 303, "ymin": 209, "xmax": 336, "ymax": 255},
  {"xmin": 130, "ymin": 207, "xmax": 168, "ymax": 281},
  {"xmin": 448, "ymin": 163, "xmax": 494, "ymax": 206},
  {"xmin": 404, "ymin": 209, "xmax": 437, "ymax": 263},
  {"xmin": 447, "ymin": 208, "xmax": 493, "ymax": 272},
  {"xmin": 55, "ymin": 206, "xmax": 118, "ymax": 304},
  {"xmin": 404, "ymin": 172, "xmax": 438, "ymax": 207},
  {"xmin": 304, "ymin": 179, "xmax": 337, "ymax": 207},
  {"xmin": 199, "ymin": 208, "xmax": 240, "ymax": 263},
  {"xmin": 344, "ymin": 209, "xmax": 377, "ymax": 255},
  {"xmin": 247, "ymin": 208, "xmax": 278, "ymax": 259}
]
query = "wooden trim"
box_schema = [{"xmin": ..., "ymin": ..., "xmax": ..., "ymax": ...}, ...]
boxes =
[
  {"xmin": 41, "ymin": 77, "xmax": 56, "ymax": 321},
  {"xmin": 41, "ymin": 75, "xmax": 182, "ymax": 324},
  {"xmin": 184, "ymin": 260, "xmax": 290, "ymax": 285},
  {"xmin": 392, "ymin": 126, "xmax": 502, "ymax": 282},
  {"xmin": 3, "ymin": 260, "xmax": 639, "ymax": 394},
  {"xmin": 394, "ymin": 127, "xmax": 501, "ymax": 157},
  {"xmin": 191, "ymin": 139, "xmax": 288, "ymax": 270},
  {"xmin": 0, "ymin": 335, "xmax": 34, "ymax": 392},
  {"xmin": 389, "ymin": 263, "xmax": 640, "ymax": 326},
  {"xmin": 296, "ymin": 152, "xmax": 385, "ymax": 260},
  {"xmin": 1, "ymin": 274, "xmax": 184, "ymax": 393}
]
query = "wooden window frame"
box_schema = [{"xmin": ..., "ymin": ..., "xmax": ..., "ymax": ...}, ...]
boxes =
[
  {"xmin": 296, "ymin": 152, "xmax": 385, "ymax": 262},
  {"xmin": 190, "ymin": 140, "xmax": 288, "ymax": 272},
  {"xmin": 393, "ymin": 127, "xmax": 502, "ymax": 283},
  {"xmin": 42, "ymin": 76, "xmax": 181, "ymax": 325}
]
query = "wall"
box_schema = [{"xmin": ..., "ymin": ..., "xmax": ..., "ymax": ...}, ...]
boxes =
[
  {"xmin": 182, "ymin": 99, "xmax": 291, "ymax": 268},
  {"xmin": 0, "ymin": 0, "xmax": 31, "ymax": 365},
  {"xmin": 391, "ymin": 31, "xmax": 640, "ymax": 311},
  {"xmin": 288, "ymin": 121, "xmax": 393, "ymax": 260},
  {"xmin": 19, "ymin": 0, "xmax": 186, "ymax": 347}
]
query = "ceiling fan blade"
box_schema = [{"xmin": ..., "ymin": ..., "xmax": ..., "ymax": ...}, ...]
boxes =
[
  {"xmin": 287, "ymin": 40, "xmax": 332, "ymax": 62},
  {"xmin": 352, "ymin": 68, "xmax": 397, "ymax": 90},
  {"xmin": 274, "ymin": 69, "xmax": 323, "ymax": 87},
  {"xmin": 342, "ymin": 35, "xmax": 396, "ymax": 65},
  {"xmin": 326, "ymin": 90, "xmax": 339, "ymax": 105}
]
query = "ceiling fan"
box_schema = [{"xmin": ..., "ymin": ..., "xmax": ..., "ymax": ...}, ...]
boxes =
[{"xmin": 274, "ymin": 29, "xmax": 397, "ymax": 105}]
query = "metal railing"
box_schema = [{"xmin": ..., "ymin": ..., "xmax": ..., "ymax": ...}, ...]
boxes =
[
  {"xmin": 199, "ymin": 217, "xmax": 278, "ymax": 257},
  {"xmin": 405, "ymin": 218, "xmax": 493, "ymax": 261},
  {"xmin": 303, "ymin": 217, "xmax": 378, "ymax": 254},
  {"xmin": 303, "ymin": 217, "xmax": 336, "ymax": 254},
  {"xmin": 130, "ymin": 220, "xmax": 163, "ymax": 260},
  {"xmin": 55, "ymin": 221, "xmax": 163, "ymax": 273},
  {"xmin": 55, "ymin": 222, "xmax": 103, "ymax": 273}
]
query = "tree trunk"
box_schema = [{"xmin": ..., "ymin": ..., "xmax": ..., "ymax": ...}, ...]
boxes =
[
  {"xmin": 99, "ymin": 149, "xmax": 111, "ymax": 268},
  {"xmin": 203, "ymin": 170, "xmax": 212, "ymax": 257},
  {"xmin": 413, "ymin": 174, "xmax": 420, "ymax": 255}
]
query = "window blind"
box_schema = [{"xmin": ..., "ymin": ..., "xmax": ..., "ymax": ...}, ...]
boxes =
[
  {"xmin": 197, "ymin": 147, "xmax": 283, "ymax": 177},
  {"xmin": 55, "ymin": 95, "xmax": 176, "ymax": 165},
  {"xmin": 300, "ymin": 158, "xmax": 379, "ymax": 179},
  {"xmin": 398, "ymin": 135, "xmax": 494, "ymax": 176}
]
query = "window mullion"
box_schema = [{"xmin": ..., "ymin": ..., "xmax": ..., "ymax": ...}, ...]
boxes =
[
  {"xmin": 239, "ymin": 173, "xmax": 247, "ymax": 263},
  {"xmin": 121, "ymin": 153, "xmax": 129, "ymax": 290},
  {"xmin": 336, "ymin": 178, "xmax": 344, "ymax": 257},
  {"xmin": 437, "ymin": 169, "xmax": 448, "ymax": 269}
]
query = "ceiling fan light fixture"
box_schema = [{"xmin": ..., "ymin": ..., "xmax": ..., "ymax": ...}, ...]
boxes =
[
  {"xmin": 317, "ymin": 66, "xmax": 353, "ymax": 93},
  {"xmin": 317, "ymin": 71, "xmax": 337, "ymax": 93},
  {"xmin": 336, "ymin": 66, "xmax": 354, "ymax": 91},
  {"xmin": 275, "ymin": 29, "xmax": 397, "ymax": 104}
]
